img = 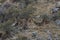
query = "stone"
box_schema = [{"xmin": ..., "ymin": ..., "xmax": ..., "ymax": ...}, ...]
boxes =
[
  {"xmin": 55, "ymin": 19, "xmax": 60, "ymax": 25},
  {"xmin": 52, "ymin": 7, "xmax": 59, "ymax": 13},
  {"xmin": 56, "ymin": 1, "xmax": 60, "ymax": 7},
  {"xmin": 32, "ymin": 32, "xmax": 37, "ymax": 38}
]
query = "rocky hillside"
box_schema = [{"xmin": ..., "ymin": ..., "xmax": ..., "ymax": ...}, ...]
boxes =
[{"xmin": 0, "ymin": 0, "xmax": 60, "ymax": 40}]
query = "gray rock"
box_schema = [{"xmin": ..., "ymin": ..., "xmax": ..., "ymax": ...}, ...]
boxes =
[
  {"xmin": 1, "ymin": 2, "xmax": 11, "ymax": 9},
  {"xmin": 47, "ymin": 30, "xmax": 52, "ymax": 40},
  {"xmin": 47, "ymin": 37, "xmax": 52, "ymax": 40},
  {"xmin": 54, "ymin": 34, "xmax": 59, "ymax": 40},
  {"xmin": 56, "ymin": 1, "xmax": 60, "ymax": 7},
  {"xmin": 55, "ymin": 19, "xmax": 60, "ymax": 25},
  {"xmin": 52, "ymin": 7, "xmax": 59, "ymax": 13},
  {"xmin": 32, "ymin": 32, "xmax": 37, "ymax": 38},
  {"xmin": 19, "ymin": 3, "xmax": 26, "ymax": 9}
]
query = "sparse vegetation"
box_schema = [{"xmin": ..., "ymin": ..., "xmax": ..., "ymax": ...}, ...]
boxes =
[{"xmin": 0, "ymin": 0, "xmax": 60, "ymax": 40}]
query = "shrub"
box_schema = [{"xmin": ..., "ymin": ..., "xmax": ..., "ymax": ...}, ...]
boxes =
[
  {"xmin": 11, "ymin": 5, "xmax": 36, "ymax": 21},
  {"xmin": 33, "ymin": 14, "xmax": 51, "ymax": 26},
  {"xmin": 0, "ymin": 1, "xmax": 36, "ymax": 39}
]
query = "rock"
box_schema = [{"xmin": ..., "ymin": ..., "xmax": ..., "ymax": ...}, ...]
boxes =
[
  {"xmin": 32, "ymin": 31, "xmax": 37, "ymax": 38},
  {"xmin": 1, "ymin": 2, "xmax": 11, "ymax": 9},
  {"xmin": 52, "ymin": 7, "xmax": 59, "ymax": 13},
  {"xmin": 0, "ymin": 7, "xmax": 4, "ymax": 15},
  {"xmin": 47, "ymin": 36, "xmax": 52, "ymax": 40},
  {"xmin": 56, "ymin": 1, "xmax": 60, "ymax": 8},
  {"xmin": 54, "ymin": 34, "xmax": 59, "ymax": 40},
  {"xmin": 55, "ymin": 19, "xmax": 60, "ymax": 25},
  {"xmin": 19, "ymin": 3, "xmax": 26, "ymax": 9},
  {"xmin": 47, "ymin": 30, "xmax": 52, "ymax": 40},
  {"xmin": 11, "ymin": 22, "xmax": 17, "ymax": 26}
]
